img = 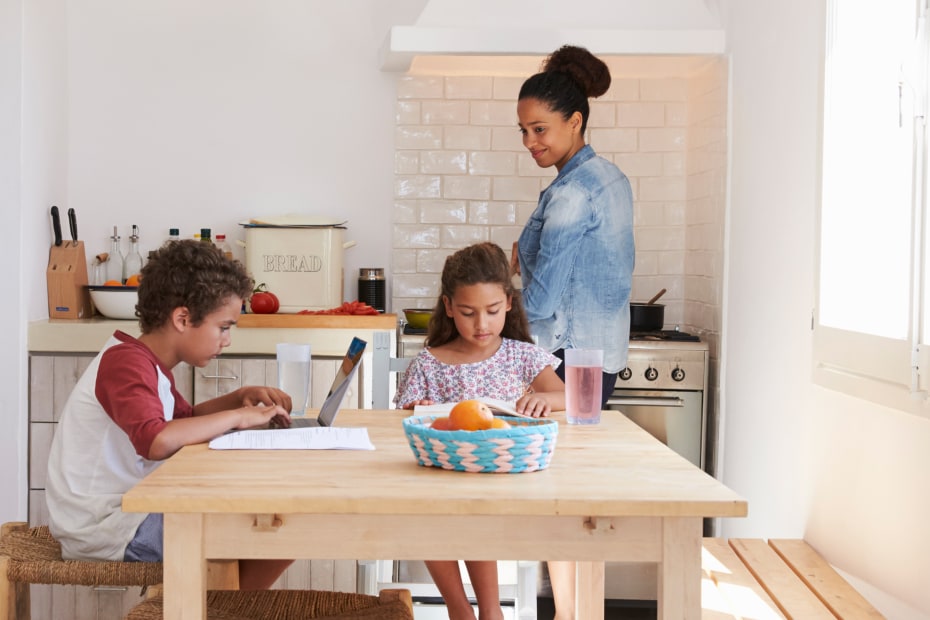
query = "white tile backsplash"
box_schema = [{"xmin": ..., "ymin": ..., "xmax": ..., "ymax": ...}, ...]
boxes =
[
  {"xmin": 419, "ymin": 151, "xmax": 467, "ymax": 174},
  {"xmin": 392, "ymin": 59, "xmax": 728, "ymax": 349},
  {"xmin": 467, "ymin": 151, "xmax": 516, "ymax": 176},
  {"xmin": 444, "ymin": 76, "xmax": 493, "ymax": 99},
  {"xmin": 443, "ymin": 126, "xmax": 492, "ymax": 150},
  {"xmin": 443, "ymin": 175, "xmax": 491, "ymax": 200},
  {"xmin": 618, "ymin": 102, "xmax": 666, "ymax": 127},
  {"xmin": 491, "ymin": 177, "xmax": 541, "ymax": 202},
  {"xmin": 421, "ymin": 101, "xmax": 470, "ymax": 125}
]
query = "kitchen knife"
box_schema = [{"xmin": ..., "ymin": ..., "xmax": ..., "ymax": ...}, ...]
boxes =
[
  {"xmin": 50, "ymin": 206, "xmax": 62, "ymax": 247},
  {"xmin": 67, "ymin": 207, "xmax": 78, "ymax": 243}
]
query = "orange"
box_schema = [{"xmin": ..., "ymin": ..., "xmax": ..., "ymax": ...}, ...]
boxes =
[
  {"xmin": 430, "ymin": 416, "xmax": 454, "ymax": 430},
  {"xmin": 490, "ymin": 418, "xmax": 511, "ymax": 430},
  {"xmin": 102, "ymin": 280, "xmax": 123, "ymax": 286},
  {"xmin": 448, "ymin": 399, "xmax": 494, "ymax": 431},
  {"xmin": 125, "ymin": 274, "xmax": 141, "ymax": 286}
]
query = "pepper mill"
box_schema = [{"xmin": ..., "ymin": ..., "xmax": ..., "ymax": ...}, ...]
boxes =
[{"xmin": 358, "ymin": 268, "xmax": 386, "ymax": 313}]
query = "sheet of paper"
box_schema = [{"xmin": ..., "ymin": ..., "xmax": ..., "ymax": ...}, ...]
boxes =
[
  {"xmin": 209, "ymin": 427, "xmax": 375, "ymax": 450},
  {"xmin": 414, "ymin": 397, "xmax": 531, "ymax": 417}
]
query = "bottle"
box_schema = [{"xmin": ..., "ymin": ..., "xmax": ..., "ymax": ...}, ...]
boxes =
[
  {"xmin": 358, "ymin": 268, "xmax": 386, "ymax": 313},
  {"xmin": 105, "ymin": 226, "xmax": 124, "ymax": 283},
  {"xmin": 167, "ymin": 228, "xmax": 180, "ymax": 243},
  {"xmin": 200, "ymin": 228, "xmax": 213, "ymax": 245},
  {"xmin": 123, "ymin": 225, "xmax": 144, "ymax": 281},
  {"xmin": 215, "ymin": 234, "xmax": 233, "ymax": 260}
]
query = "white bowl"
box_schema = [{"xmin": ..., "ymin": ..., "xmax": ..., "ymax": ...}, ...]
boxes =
[{"xmin": 87, "ymin": 286, "xmax": 139, "ymax": 320}]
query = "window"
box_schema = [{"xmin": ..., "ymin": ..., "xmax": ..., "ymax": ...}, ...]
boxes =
[{"xmin": 814, "ymin": 0, "xmax": 930, "ymax": 417}]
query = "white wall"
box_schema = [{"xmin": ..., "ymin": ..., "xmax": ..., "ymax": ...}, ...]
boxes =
[
  {"xmin": 3, "ymin": 0, "xmax": 421, "ymax": 523},
  {"xmin": 0, "ymin": 0, "xmax": 26, "ymax": 524},
  {"xmin": 721, "ymin": 0, "xmax": 930, "ymax": 616},
  {"xmin": 63, "ymin": 1, "xmax": 400, "ymax": 294}
]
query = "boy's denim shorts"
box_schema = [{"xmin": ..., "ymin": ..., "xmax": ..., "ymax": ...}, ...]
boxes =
[{"xmin": 123, "ymin": 513, "xmax": 163, "ymax": 562}]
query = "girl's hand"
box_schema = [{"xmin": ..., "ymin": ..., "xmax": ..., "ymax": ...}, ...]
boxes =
[
  {"xmin": 239, "ymin": 385, "xmax": 293, "ymax": 414},
  {"xmin": 235, "ymin": 404, "xmax": 291, "ymax": 430},
  {"xmin": 400, "ymin": 398, "xmax": 434, "ymax": 410},
  {"xmin": 515, "ymin": 394, "xmax": 552, "ymax": 418}
]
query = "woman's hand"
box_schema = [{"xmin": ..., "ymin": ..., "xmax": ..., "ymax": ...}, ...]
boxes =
[{"xmin": 400, "ymin": 398, "xmax": 434, "ymax": 410}]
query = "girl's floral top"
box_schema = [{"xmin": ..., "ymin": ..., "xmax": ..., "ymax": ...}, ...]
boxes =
[{"xmin": 394, "ymin": 338, "xmax": 560, "ymax": 407}]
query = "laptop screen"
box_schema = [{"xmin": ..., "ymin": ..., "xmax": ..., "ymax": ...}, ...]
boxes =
[{"xmin": 316, "ymin": 336, "xmax": 367, "ymax": 426}]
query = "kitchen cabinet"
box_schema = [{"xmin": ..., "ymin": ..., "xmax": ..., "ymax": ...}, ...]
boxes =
[
  {"xmin": 192, "ymin": 356, "xmax": 360, "ymax": 408},
  {"xmin": 26, "ymin": 352, "xmax": 360, "ymax": 620}
]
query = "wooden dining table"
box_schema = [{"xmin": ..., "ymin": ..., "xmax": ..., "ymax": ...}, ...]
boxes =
[{"xmin": 122, "ymin": 409, "xmax": 747, "ymax": 620}]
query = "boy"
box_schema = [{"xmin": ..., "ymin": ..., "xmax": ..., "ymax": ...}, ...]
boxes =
[{"xmin": 47, "ymin": 239, "xmax": 293, "ymax": 588}]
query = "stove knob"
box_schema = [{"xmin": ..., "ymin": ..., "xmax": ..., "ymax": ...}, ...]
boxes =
[
  {"xmin": 644, "ymin": 366, "xmax": 658, "ymax": 381},
  {"xmin": 619, "ymin": 367, "xmax": 632, "ymax": 381},
  {"xmin": 671, "ymin": 366, "xmax": 686, "ymax": 382}
]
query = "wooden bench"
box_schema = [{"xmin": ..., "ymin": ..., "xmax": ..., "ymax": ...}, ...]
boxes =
[{"xmin": 701, "ymin": 539, "xmax": 885, "ymax": 619}]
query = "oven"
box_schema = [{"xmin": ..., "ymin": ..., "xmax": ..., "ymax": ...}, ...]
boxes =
[{"xmin": 606, "ymin": 332, "xmax": 709, "ymax": 471}]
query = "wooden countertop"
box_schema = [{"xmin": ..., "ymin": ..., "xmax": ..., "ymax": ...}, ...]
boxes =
[
  {"xmin": 236, "ymin": 313, "xmax": 397, "ymax": 329},
  {"xmin": 28, "ymin": 314, "xmax": 399, "ymax": 355}
]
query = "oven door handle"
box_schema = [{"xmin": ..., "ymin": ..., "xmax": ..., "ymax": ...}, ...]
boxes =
[{"xmin": 606, "ymin": 396, "xmax": 685, "ymax": 407}]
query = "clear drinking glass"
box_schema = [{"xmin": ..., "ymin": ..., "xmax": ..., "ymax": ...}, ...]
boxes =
[
  {"xmin": 565, "ymin": 349, "xmax": 603, "ymax": 425},
  {"xmin": 276, "ymin": 343, "xmax": 311, "ymax": 415}
]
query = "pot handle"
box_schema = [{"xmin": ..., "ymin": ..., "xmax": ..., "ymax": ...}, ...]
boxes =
[{"xmin": 343, "ymin": 240, "xmax": 357, "ymax": 250}]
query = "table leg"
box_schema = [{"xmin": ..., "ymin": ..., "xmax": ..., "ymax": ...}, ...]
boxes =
[
  {"xmin": 575, "ymin": 561, "xmax": 605, "ymax": 620},
  {"xmin": 657, "ymin": 517, "xmax": 702, "ymax": 620},
  {"xmin": 164, "ymin": 513, "xmax": 207, "ymax": 620}
]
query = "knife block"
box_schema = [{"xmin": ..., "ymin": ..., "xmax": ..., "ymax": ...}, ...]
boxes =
[{"xmin": 47, "ymin": 241, "xmax": 93, "ymax": 319}]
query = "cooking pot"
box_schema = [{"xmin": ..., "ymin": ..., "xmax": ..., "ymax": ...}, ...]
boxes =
[
  {"xmin": 630, "ymin": 289, "xmax": 666, "ymax": 332},
  {"xmin": 630, "ymin": 303, "xmax": 664, "ymax": 331}
]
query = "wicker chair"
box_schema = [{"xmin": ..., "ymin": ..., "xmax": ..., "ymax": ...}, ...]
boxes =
[
  {"xmin": 0, "ymin": 521, "xmax": 163, "ymax": 620},
  {"xmin": 124, "ymin": 588, "xmax": 415, "ymax": 620}
]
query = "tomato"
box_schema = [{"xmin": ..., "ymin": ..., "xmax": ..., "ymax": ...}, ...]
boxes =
[{"xmin": 250, "ymin": 283, "xmax": 280, "ymax": 314}]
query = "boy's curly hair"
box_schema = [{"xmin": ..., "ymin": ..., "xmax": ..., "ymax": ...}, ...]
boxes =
[
  {"xmin": 136, "ymin": 239, "xmax": 253, "ymax": 333},
  {"xmin": 426, "ymin": 242, "xmax": 533, "ymax": 347}
]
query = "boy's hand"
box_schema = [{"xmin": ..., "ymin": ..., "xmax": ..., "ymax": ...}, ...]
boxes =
[
  {"xmin": 235, "ymin": 404, "xmax": 291, "ymax": 430},
  {"xmin": 239, "ymin": 386, "xmax": 292, "ymax": 414}
]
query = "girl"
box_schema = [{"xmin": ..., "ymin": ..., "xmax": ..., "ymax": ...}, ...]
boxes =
[
  {"xmin": 395, "ymin": 241, "xmax": 564, "ymax": 620},
  {"xmin": 512, "ymin": 45, "xmax": 635, "ymax": 620}
]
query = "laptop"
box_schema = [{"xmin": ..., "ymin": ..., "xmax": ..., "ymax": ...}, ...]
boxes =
[{"xmin": 288, "ymin": 336, "xmax": 367, "ymax": 428}]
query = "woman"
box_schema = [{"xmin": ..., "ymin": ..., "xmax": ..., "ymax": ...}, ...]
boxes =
[
  {"xmin": 512, "ymin": 44, "xmax": 635, "ymax": 620},
  {"xmin": 514, "ymin": 44, "xmax": 634, "ymax": 410}
]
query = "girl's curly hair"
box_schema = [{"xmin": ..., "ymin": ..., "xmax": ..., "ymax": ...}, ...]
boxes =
[
  {"xmin": 425, "ymin": 242, "xmax": 533, "ymax": 347},
  {"xmin": 136, "ymin": 239, "xmax": 253, "ymax": 332}
]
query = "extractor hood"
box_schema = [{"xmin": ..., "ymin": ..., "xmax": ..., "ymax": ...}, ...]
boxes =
[{"xmin": 380, "ymin": 0, "xmax": 726, "ymax": 72}]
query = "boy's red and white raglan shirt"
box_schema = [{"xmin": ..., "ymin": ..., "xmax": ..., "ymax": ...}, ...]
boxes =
[{"xmin": 47, "ymin": 330, "xmax": 194, "ymax": 560}]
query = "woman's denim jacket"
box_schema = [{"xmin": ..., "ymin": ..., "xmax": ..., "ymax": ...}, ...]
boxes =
[{"xmin": 517, "ymin": 145, "xmax": 635, "ymax": 373}]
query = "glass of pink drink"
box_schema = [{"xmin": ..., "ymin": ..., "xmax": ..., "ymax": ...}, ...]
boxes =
[{"xmin": 565, "ymin": 349, "xmax": 603, "ymax": 425}]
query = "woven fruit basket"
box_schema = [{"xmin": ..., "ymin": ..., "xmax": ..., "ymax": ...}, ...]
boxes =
[{"xmin": 402, "ymin": 415, "xmax": 558, "ymax": 473}]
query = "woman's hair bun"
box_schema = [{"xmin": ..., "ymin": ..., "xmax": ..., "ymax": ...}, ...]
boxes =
[{"xmin": 542, "ymin": 45, "xmax": 611, "ymax": 99}]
